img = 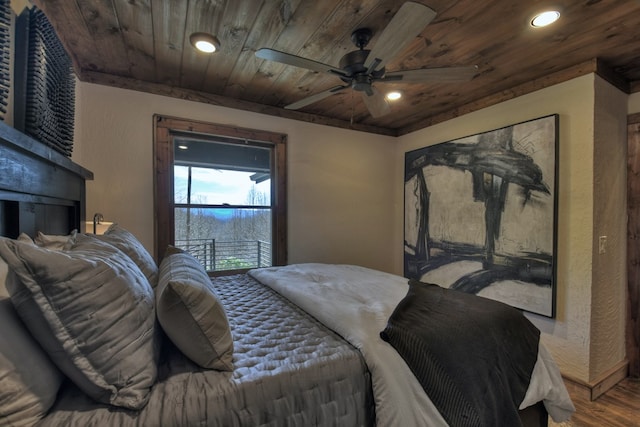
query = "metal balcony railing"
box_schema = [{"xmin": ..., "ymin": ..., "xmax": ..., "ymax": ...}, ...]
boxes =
[{"xmin": 174, "ymin": 238, "xmax": 272, "ymax": 271}]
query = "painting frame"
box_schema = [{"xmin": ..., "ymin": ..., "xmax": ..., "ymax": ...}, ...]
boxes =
[{"xmin": 404, "ymin": 114, "xmax": 559, "ymax": 317}]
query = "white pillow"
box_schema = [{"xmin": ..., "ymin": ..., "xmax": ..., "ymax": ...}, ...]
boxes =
[{"xmin": 0, "ymin": 234, "xmax": 160, "ymax": 410}]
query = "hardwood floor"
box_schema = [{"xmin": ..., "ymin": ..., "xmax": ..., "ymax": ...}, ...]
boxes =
[{"xmin": 549, "ymin": 377, "xmax": 640, "ymax": 427}]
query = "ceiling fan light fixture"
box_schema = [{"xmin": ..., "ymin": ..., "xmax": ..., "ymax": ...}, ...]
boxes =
[
  {"xmin": 190, "ymin": 32, "xmax": 221, "ymax": 53},
  {"xmin": 386, "ymin": 91, "xmax": 402, "ymax": 101},
  {"xmin": 530, "ymin": 10, "xmax": 560, "ymax": 27}
]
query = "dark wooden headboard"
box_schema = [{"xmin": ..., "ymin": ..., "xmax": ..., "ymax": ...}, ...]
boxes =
[{"xmin": 0, "ymin": 121, "xmax": 93, "ymax": 238}]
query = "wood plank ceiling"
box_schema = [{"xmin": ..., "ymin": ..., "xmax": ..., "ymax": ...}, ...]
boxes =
[{"xmin": 32, "ymin": 0, "xmax": 640, "ymax": 136}]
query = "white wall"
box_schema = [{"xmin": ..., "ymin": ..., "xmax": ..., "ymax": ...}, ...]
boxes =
[
  {"xmin": 394, "ymin": 75, "xmax": 628, "ymax": 384},
  {"xmin": 73, "ymin": 82, "xmax": 396, "ymax": 272},
  {"xmin": 73, "ymin": 75, "xmax": 629, "ymax": 385}
]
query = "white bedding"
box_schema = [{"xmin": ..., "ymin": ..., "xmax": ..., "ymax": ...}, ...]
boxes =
[{"xmin": 249, "ymin": 263, "xmax": 575, "ymax": 427}]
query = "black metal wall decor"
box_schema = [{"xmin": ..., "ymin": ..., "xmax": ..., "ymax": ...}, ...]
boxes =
[
  {"xmin": 404, "ymin": 114, "xmax": 559, "ymax": 317},
  {"xmin": 0, "ymin": 0, "xmax": 11, "ymax": 121},
  {"xmin": 15, "ymin": 7, "xmax": 74, "ymax": 156}
]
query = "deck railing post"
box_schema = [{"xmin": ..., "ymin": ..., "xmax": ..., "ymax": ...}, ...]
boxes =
[{"xmin": 211, "ymin": 239, "xmax": 216, "ymax": 271}]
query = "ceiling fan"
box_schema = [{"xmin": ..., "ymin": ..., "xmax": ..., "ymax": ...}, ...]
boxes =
[{"xmin": 255, "ymin": 1, "xmax": 478, "ymax": 118}]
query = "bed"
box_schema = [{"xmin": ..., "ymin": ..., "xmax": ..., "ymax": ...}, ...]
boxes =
[{"xmin": 0, "ymin": 121, "xmax": 574, "ymax": 426}]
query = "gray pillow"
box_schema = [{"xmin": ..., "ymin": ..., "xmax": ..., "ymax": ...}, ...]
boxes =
[
  {"xmin": 157, "ymin": 250, "xmax": 234, "ymax": 370},
  {"xmin": 0, "ymin": 259, "xmax": 63, "ymax": 426},
  {"xmin": 33, "ymin": 230, "xmax": 74, "ymax": 250},
  {"xmin": 96, "ymin": 224, "xmax": 158, "ymax": 288},
  {"xmin": 0, "ymin": 234, "xmax": 159, "ymax": 410}
]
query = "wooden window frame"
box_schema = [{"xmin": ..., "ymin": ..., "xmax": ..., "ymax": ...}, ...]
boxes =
[{"xmin": 153, "ymin": 115, "xmax": 287, "ymax": 273}]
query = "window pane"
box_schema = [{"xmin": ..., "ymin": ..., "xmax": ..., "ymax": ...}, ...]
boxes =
[
  {"xmin": 168, "ymin": 132, "xmax": 282, "ymax": 273},
  {"xmin": 156, "ymin": 117, "xmax": 286, "ymax": 271},
  {"xmin": 174, "ymin": 165, "xmax": 189, "ymax": 203},
  {"xmin": 174, "ymin": 167, "xmax": 270, "ymax": 206},
  {"xmin": 174, "ymin": 207, "xmax": 272, "ymax": 271}
]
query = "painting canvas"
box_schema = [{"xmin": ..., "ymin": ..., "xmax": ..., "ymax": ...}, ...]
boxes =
[{"xmin": 404, "ymin": 114, "xmax": 558, "ymax": 317}]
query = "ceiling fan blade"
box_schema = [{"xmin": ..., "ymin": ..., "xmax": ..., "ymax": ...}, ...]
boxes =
[
  {"xmin": 364, "ymin": 2, "xmax": 437, "ymax": 73},
  {"xmin": 256, "ymin": 48, "xmax": 347, "ymax": 77},
  {"xmin": 361, "ymin": 87, "xmax": 390, "ymax": 118},
  {"xmin": 285, "ymin": 85, "xmax": 349, "ymax": 110},
  {"xmin": 383, "ymin": 65, "xmax": 479, "ymax": 82}
]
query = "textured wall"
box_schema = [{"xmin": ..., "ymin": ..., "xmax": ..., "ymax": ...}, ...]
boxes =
[
  {"xmin": 590, "ymin": 77, "xmax": 628, "ymax": 381},
  {"xmin": 394, "ymin": 75, "xmax": 627, "ymax": 383}
]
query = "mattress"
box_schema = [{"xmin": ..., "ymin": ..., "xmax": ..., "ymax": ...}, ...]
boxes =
[
  {"xmin": 36, "ymin": 274, "xmax": 374, "ymax": 427},
  {"xmin": 250, "ymin": 263, "xmax": 576, "ymax": 426}
]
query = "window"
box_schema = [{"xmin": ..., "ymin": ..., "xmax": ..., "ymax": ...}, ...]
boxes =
[{"xmin": 154, "ymin": 116, "xmax": 287, "ymax": 274}]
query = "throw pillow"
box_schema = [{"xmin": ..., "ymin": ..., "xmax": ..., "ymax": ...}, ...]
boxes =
[
  {"xmin": 33, "ymin": 230, "xmax": 74, "ymax": 250},
  {"xmin": 157, "ymin": 250, "xmax": 234, "ymax": 370},
  {"xmin": 0, "ymin": 234, "xmax": 159, "ymax": 410},
  {"xmin": 0, "ymin": 257, "xmax": 63, "ymax": 426},
  {"xmin": 96, "ymin": 224, "xmax": 158, "ymax": 288}
]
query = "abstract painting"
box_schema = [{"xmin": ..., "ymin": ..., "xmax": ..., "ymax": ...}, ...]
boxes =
[{"xmin": 404, "ymin": 114, "xmax": 558, "ymax": 317}]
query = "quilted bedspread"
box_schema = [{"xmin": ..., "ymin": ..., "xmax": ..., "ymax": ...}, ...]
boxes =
[{"xmin": 37, "ymin": 274, "xmax": 373, "ymax": 427}]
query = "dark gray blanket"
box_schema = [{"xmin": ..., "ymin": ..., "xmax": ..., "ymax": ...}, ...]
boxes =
[{"xmin": 380, "ymin": 279, "xmax": 540, "ymax": 427}]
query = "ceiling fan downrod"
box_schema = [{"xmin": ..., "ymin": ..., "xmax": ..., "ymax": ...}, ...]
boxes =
[{"xmin": 351, "ymin": 28, "xmax": 372, "ymax": 49}]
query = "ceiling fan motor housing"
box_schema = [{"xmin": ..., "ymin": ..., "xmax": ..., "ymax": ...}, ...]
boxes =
[
  {"xmin": 339, "ymin": 49, "xmax": 386, "ymax": 83},
  {"xmin": 351, "ymin": 74, "xmax": 373, "ymax": 92}
]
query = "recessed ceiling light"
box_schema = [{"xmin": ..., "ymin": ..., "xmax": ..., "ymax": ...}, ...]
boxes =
[
  {"xmin": 190, "ymin": 32, "xmax": 221, "ymax": 53},
  {"xmin": 178, "ymin": 144, "xmax": 188, "ymax": 150},
  {"xmin": 530, "ymin": 10, "xmax": 560, "ymax": 27},
  {"xmin": 386, "ymin": 91, "xmax": 402, "ymax": 101}
]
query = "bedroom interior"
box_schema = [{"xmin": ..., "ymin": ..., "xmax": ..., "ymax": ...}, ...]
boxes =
[{"xmin": 1, "ymin": 0, "xmax": 639, "ymax": 425}]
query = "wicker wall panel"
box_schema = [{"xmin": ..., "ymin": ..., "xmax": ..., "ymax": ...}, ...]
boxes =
[
  {"xmin": 0, "ymin": 1, "xmax": 10, "ymax": 121},
  {"xmin": 24, "ymin": 8, "xmax": 74, "ymax": 157}
]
